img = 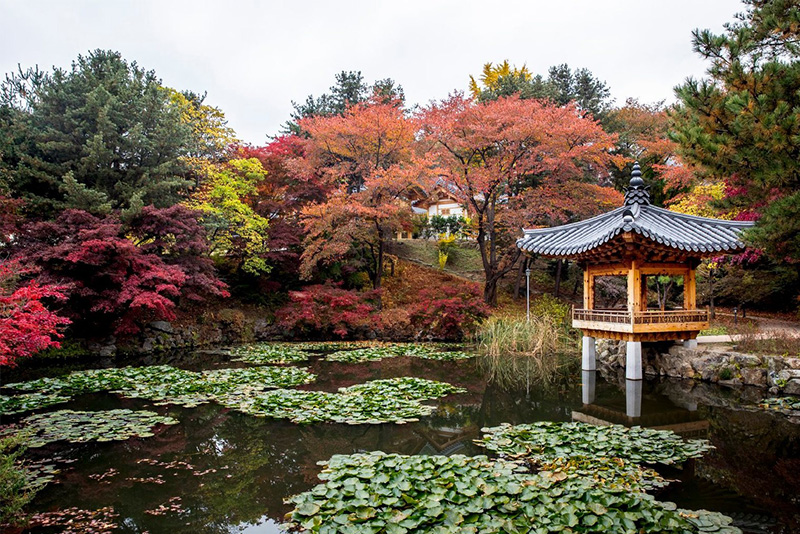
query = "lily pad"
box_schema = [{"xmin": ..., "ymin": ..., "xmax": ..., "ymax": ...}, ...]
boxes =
[
  {"xmin": 759, "ymin": 396, "xmax": 800, "ymax": 413},
  {"xmin": 283, "ymin": 452, "xmax": 740, "ymax": 534},
  {"xmin": 19, "ymin": 409, "xmax": 179, "ymax": 447},
  {"xmin": 5, "ymin": 364, "xmax": 316, "ymax": 409},
  {"xmin": 340, "ymin": 377, "xmax": 466, "ymax": 401},
  {"xmin": 221, "ymin": 377, "xmax": 464, "ymax": 424},
  {"xmin": 326, "ymin": 344, "xmax": 473, "ymax": 363},
  {"xmin": 0, "ymin": 392, "xmax": 72, "ymax": 415},
  {"xmin": 476, "ymin": 422, "xmax": 713, "ymax": 466},
  {"xmin": 230, "ymin": 343, "xmax": 313, "ymax": 365}
]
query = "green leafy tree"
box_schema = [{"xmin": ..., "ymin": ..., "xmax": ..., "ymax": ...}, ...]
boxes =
[
  {"xmin": 469, "ymin": 61, "xmax": 613, "ymax": 120},
  {"xmin": 188, "ymin": 158, "xmax": 271, "ymax": 275},
  {"xmin": 0, "ymin": 50, "xmax": 193, "ymax": 216}
]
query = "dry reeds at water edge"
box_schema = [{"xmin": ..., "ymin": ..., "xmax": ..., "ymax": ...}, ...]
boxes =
[{"xmin": 475, "ymin": 316, "xmax": 578, "ymax": 389}]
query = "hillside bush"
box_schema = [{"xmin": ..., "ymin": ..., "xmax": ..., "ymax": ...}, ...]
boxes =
[
  {"xmin": 530, "ymin": 293, "xmax": 571, "ymax": 325},
  {"xmin": 276, "ymin": 283, "xmax": 380, "ymax": 339},
  {"xmin": 408, "ymin": 283, "xmax": 489, "ymax": 340}
]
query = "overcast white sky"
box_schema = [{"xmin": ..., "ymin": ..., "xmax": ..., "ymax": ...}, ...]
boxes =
[{"xmin": 1, "ymin": 0, "xmax": 743, "ymax": 145}]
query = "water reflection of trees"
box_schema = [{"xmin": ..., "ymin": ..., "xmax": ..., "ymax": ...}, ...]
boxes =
[
  {"xmin": 595, "ymin": 375, "xmax": 800, "ymax": 532},
  {"xmin": 22, "ymin": 355, "xmax": 800, "ymax": 534}
]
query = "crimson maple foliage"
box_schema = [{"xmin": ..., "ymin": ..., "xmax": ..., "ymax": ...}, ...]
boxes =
[
  {"xmin": 236, "ymin": 136, "xmax": 330, "ymax": 277},
  {"xmin": 16, "ymin": 210, "xmax": 190, "ymax": 335},
  {"xmin": 276, "ymin": 283, "xmax": 381, "ymax": 339},
  {"xmin": 0, "ymin": 261, "xmax": 70, "ymax": 366},
  {"xmin": 127, "ymin": 205, "xmax": 229, "ymax": 302},
  {"xmin": 407, "ymin": 283, "xmax": 489, "ymax": 340}
]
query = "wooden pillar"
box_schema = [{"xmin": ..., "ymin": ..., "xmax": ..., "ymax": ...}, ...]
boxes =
[
  {"xmin": 683, "ymin": 268, "xmax": 697, "ymax": 310},
  {"xmin": 583, "ymin": 269, "xmax": 594, "ymax": 310},
  {"xmin": 639, "ymin": 274, "xmax": 648, "ymax": 311},
  {"xmin": 627, "ymin": 260, "xmax": 642, "ymax": 315}
]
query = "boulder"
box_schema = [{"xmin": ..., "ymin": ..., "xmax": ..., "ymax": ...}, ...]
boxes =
[
  {"xmin": 740, "ymin": 367, "xmax": 767, "ymax": 387},
  {"xmin": 784, "ymin": 379, "xmax": 800, "ymax": 396},
  {"xmin": 149, "ymin": 321, "xmax": 174, "ymax": 334}
]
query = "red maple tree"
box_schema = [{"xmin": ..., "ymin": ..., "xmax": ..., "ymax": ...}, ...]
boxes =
[
  {"xmin": 296, "ymin": 100, "xmax": 429, "ymax": 289},
  {"xmin": 1, "ymin": 261, "xmax": 70, "ymax": 366},
  {"xmin": 16, "ymin": 210, "xmax": 189, "ymax": 335}
]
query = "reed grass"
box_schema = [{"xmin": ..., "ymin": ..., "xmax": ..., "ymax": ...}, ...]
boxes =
[{"xmin": 475, "ymin": 315, "xmax": 578, "ymax": 389}]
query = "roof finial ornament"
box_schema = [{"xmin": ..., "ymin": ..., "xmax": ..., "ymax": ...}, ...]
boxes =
[
  {"xmin": 630, "ymin": 161, "xmax": 644, "ymax": 187},
  {"xmin": 624, "ymin": 161, "xmax": 650, "ymax": 206}
]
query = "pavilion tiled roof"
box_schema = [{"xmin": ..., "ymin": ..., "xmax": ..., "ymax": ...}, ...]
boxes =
[{"xmin": 516, "ymin": 163, "xmax": 755, "ymax": 258}]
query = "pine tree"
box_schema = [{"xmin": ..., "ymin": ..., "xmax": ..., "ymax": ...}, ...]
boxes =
[
  {"xmin": 0, "ymin": 50, "xmax": 194, "ymax": 216},
  {"xmin": 672, "ymin": 0, "xmax": 800, "ymax": 262}
]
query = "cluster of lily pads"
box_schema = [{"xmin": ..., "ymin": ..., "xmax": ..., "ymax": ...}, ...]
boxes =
[
  {"xmin": 0, "ymin": 392, "xmax": 72, "ymax": 415},
  {"xmin": 326, "ymin": 344, "xmax": 473, "ymax": 363},
  {"xmin": 4, "ymin": 367, "xmax": 466, "ymax": 426},
  {"xmin": 226, "ymin": 341, "xmax": 475, "ymax": 365},
  {"xmin": 230, "ymin": 344, "xmax": 312, "ymax": 365},
  {"xmin": 284, "ymin": 450, "xmax": 739, "ymax": 534},
  {"xmin": 18, "ymin": 409, "xmax": 179, "ymax": 448},
  {"xmin": 759, "ymin": 396, "xmax": 800, "ymax": 412},
  {"xmin": 2, "ymin": 364, "xmax": 316, "ymax": 412},
  {"xmin": 226, "ymin": 377, "xmax": 466, "ymax": 424},
  {"xmin": 477, "ymin": 422, "xmax": 713, "ymax": 465}
]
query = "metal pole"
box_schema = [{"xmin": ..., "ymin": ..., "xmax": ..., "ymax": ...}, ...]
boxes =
[{"xmin": 526, "ymin": 267, "xmax": 531, "ymax": 322}]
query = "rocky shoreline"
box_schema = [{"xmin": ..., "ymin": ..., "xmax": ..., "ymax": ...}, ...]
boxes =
[{"xmin": 597, "ymin": 339, "xmax": 800, "ymax": 395}]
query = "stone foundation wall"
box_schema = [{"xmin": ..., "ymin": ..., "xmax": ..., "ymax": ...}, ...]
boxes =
[{"xmin": 596, "ymin": 339, "xmax": 800, "ymax": 394}]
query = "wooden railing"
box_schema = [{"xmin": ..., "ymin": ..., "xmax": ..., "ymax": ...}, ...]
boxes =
[
  {"xmin": 633, "ymin": 310, "xmax": 709, "ymax": 324},
  {"xmin": 573, "ymin": 309, "xmax": 631, "ymax": 324},
  {"xmin": 573, "ymin": 308, "xmax": 709, "ymax": 326}
]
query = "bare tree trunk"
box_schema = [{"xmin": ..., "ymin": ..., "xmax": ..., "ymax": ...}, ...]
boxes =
[
  {"xmin": 709, "ymin": 269, "xmax": 716, "ymax": 319},
  {"xmin": 572, "ymin": 264, "xmax": 581, "ymax": 297},
  {"xmin": 484, "ymin": 276, "xmax": 499, "ymax": 307},
  {"xmin": 375, "ymin": 239, "xmax": 384, "ymax": 290}
]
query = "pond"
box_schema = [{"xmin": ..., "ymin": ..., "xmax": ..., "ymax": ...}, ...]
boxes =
[{"xmin": 1, "ymin": 345, "xmax": 799, "ymax": 534}]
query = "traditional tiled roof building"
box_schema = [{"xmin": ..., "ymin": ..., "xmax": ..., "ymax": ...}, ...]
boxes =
[{"xmin": 516, "ymin": 163, "xmax": 754, "ymax": 379}]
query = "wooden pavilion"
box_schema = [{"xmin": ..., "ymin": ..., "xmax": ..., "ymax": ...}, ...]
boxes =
[{"xmin": 516, "ymin": 163, "xmax": 754, "ymax": 380}]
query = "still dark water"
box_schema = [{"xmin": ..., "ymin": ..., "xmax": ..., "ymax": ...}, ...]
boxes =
[{"xmin": 2, "ymin": 350, "xmax": 800, "ymax": 534}]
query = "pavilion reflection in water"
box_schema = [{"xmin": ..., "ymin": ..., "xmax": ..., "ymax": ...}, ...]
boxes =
[{"xmin": 573, "ymin": 371, "xmax": 709, "ymax": 438}]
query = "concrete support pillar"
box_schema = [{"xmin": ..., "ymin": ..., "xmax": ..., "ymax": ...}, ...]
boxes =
[
  {"xmin": 581, "ymin": 336, "xmax": 596, "ymax": 371},
  {"xmin": 625, "ymin": 379, "xmax": 642, "ymax": 418},
  {"xmin": 683, "ymin": 339, "xmax": 698, "ymax": 349},
  {"xmin": 626, "ymin": 341, "xmax": 642, "ymax": 380},
  {"xmin": 581, "ymin": 370, "xmax": 596, "ymax": 405}
]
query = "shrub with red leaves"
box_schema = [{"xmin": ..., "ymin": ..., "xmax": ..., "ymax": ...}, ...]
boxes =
[
  {"xmin": 276, "ymin": 283, "xmax": 380, "ymax": 339},
  {"xmin": 17, "ymin": 210, "xmax": 189, "ymax": 335},
  {"xmin": 1, "ymin": 261, "xmax": 70, "ymax": 366},
  {"xmin": 127, "ymin": 205, "xmax": 229, "ymax": 302},
  {"xmin": 407, "ymin": 283, "xmax": 489, "ymax": 340}
]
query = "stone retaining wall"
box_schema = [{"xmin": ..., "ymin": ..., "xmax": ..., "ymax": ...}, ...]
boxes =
[{"xmin": 596, "ymin": 339, "xmax": 800, "ymax": 394}]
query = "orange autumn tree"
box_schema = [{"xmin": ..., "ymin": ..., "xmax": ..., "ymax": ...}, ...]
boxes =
[
  {"xmin": 298, "ymin": 99, "xmax": 427, "ymax": 289},
  {"xmin": 606, "ymin": 98, "xmax": 696, "ymax": 205},
  {"xmin": 420, "ymin": 94, "xmax": 620, "ymax": 305}
]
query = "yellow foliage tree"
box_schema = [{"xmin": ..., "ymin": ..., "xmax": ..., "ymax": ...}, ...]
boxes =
[
  {"xmin": 469, "ymin": 60, "xmax": 532, "ymax": 98},
  {"xmin": 668, "ymin": 182, "xmax": 737, "ymax": 219},
  {"xmin": 187, "ymin": 158, "xmax": 271, "ymax": 274},
  {"xmin": 168, "ymin": 89, "xmax": 238, "ymax": 187}
]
